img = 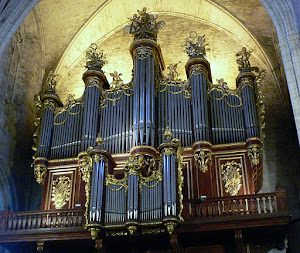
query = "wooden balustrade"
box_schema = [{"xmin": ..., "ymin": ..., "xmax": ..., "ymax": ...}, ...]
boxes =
[
  {"xmin": 0, "ymin": 208, "xmax": 85, "ymax": 232},
  {"xmin": 183, "ymin": 191, "xmax": 288, "ymax": 219}
]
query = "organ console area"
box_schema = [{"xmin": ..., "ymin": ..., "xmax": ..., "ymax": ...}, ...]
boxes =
[{"xmin": 21, "ymin": 8, "xmax": 288, "ymax": 253}]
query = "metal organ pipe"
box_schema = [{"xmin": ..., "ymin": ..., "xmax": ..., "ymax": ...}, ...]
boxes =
[
  {"xmin": 189, "ymin": 65, "xmax": 210, "ymax": 143},
  {"xmin": 132, "ymin": 46, "xmax": 156, "ymax": 147},
  {"xmin": 239, "ymin": 75, "xmax": 259, "ymax": 139}
]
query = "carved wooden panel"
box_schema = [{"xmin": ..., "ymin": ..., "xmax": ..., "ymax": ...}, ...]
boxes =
[{"xmin": 43, "ymin": 166, "xmax": 84, "ymax": 210}]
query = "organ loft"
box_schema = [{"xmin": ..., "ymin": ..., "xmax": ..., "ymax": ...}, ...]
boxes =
[{"xmin": 0, "ymin": 8, "xmax": 289, "ymax": 253}]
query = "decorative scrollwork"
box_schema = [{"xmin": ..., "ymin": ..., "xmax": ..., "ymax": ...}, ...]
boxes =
[
  {"xmin": 182, "ymin": 31, "xmax": 209, "ymax": 57},
  {"xmin": 247, "ymin": 145, "xmax": 261, "ymax": 166},
  {"xmin": 194, "ymin": 149, "xmax": 211, "ymax": 173},
  {"xmin": 255, "ymin": 70, "xmax": 266, "ymax": 141},
  {"xmin": 189, "ymin": 64, "xmax": 208, "ymax": 76},
  {"xmin": 135, "ymin": 45, "xmax": 153, "ymax": 60},
  {"xmin": 165, "ymin": 222, "xmax": 177, "ymax": 235},
  {"xmin": 34, "ymin": 164, "xmax": 47, "ymax": 185},
  {"xmin": 85, "ymin": 43, "xmax": 107, "ymax": 71},
  {"xmin": 78, "ymin": 155, "xmax": 93, "ymax": 225},
  {"xmin": 208, "ymin": 80, "xmax": 243, "ymax": 108},
  {"xmin": 221, "ymin": 161, "xmax": 242, "ymax": 196},
  {"xmin": 101, "ymin": 72, "xmax": 133, "ymax": 107},
  {"xmin": 139, "ymin": 169, "xmax": 162, "ymax": 192},
  {"xmin": 105, "ymin": 173, "xmax": 128, "ymax": 192},
  {"xmin": 54, "ymin": 95, "xmax": 84, "ymax": 125},
  {"xmin": 124, "ymin": 7, "xmax": 165, "ymax": 41},
  {"xmin": 79, "ymin": 156, "xmax": 93, "ymax": 183},
  {"xmin": 42, "ymin": 71, "xmax": 57, "ymax": 93},
  {"xmin": 51, "ymin": 176, "xmax": 71, "ymax": 209}
]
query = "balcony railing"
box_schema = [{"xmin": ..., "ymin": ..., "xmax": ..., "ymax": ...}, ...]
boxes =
[
  {"xmin": 0, "ymin": 208, "xmax": 85, "ymax": 233},
  {"xmin": 183, "ymin": 191, "xmax": 288, "ymax": 219}
]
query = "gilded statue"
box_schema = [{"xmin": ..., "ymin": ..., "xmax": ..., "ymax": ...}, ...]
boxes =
[
  {"xmin": 167, "ymin": 62, "xmax": 180, "ymax": 81},
  {"xmin": 182, "ymin": 31, "xmax": 209, "ymax": 57},
  {"xmin": 216, "ymin": 78, "xmax": 229, "ymax": 92},
  {"xmin": 124, "ymin": 7, "xmax": 165, "ymax": 41},
  {"xmin": 43, "ymin": 71, "xmax": 57, "ymax": 93},
  {"xmin": 85, "ymin": 43, "xmax": 107, "ymax": 71},
  {"xmin": 236, "ymin": 47, "xmax": 253, "ymax": 71},
  {"xmin": 110, "ymin": 71, "xmax": 124, "ymax": 89}
]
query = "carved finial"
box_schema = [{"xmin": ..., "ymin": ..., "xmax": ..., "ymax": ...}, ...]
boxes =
[
  {"xmin": 124, "ymin": 7, "xmax": 165, "ymax": 41},
  {"xmin": 216, "ymin": 78, "xmax": 229, "ymax": 92},
  {"xmin": 166, "ymin": 62, "xmax": 181, "ymax": 81},
  {"xmin": 236, "ymin": 47, "xmax": 254, "ymax": 71},
  {"xmin": 96, "ymin": 133, "xmax": 103, "ymax": 146},
  {"xmin": 109, "ymin": 71, "xmax": 124, "ymax": 89},
  {"xmin": 43, "ymin": 71, "xmax": 57, "ymax": 93},
  {"xmin": 164, "ymin": 126, "xmax": 173, "ymax": 140},
  {"xmin": 182, "ymin": 31, "xmax": 209, "ymax": 57},
  {"xmin": 85, "ymin": 43, "xmax": 107, "ymax": 71}
]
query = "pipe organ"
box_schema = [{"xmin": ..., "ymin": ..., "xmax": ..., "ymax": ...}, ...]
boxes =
[{"xmin": 32, "ymin": 8, "xmax": 265, "ymax": 242}]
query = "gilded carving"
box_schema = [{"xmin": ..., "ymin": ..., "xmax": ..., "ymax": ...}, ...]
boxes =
[
  {"xmin": 189, "ymin": 64, "xmax": 207, "ymax": 76},
  {"xmin": 85, "ymin": 43, "xmax": 107, "ymax": 71},
  {"xmin": 166, "ymin": 62, "xmax": 180, "ymax": 81},
  {"xmin": 236, "ymin": 47, "xmax": 253, "ymax": 71},
  {"xmin": 105, "ymin": 173, "xmax": 128, "ymax": 192},
  {"xmin": 90, "ymin": 228, "xmax": 100, "ymax": 240},
  {"xmin": 216, "ymin": 78, "xmax": 229, "ymax": 92},
  {"xmin": 194, "ymin": 149, "xmax": 211, "ymax": 173},
  {"xmin": 124, "ymin": 7, "xmax": 165, "ymax": 41},
  {"xmin": 101, "ymin": 73, "xmax": 133, "ymax": 107},
  {"xmin": 51, "ymin": 176, "xmax": 71, "ymax": 209},
  {"xmin": 182, "ymin": 31, "xmax": 209, "ymax": 57},
  {"xmin": 159, "ymin": 63, "xmax": 191, "ymax": 98},
  {"xmin": 221, "ymin": 161, "xmax": 242, "ymax": 196},
  {"xmin": 78, "ymin": 155, "xmax": 93, "ymax": 224},
  {"xmin": 110, "ymin": 71, "xmax": 124, "ymax": 89},
  {"xmin": 255, "ymin": 70, "xmax": 266, "ymax": 141},
  {"xmin": 165, "ymin": 222, "xmax": 177, "ymax": 235},
  {"xmin": 164, "ymin": 126, "xmax": 173, "ymax": 140},
  {"xmin": 135, "ymin": 45, "xmax": 153, "ymax": 60},
  {"xmin": 247, "ymin": 145, "xmax": 261, "ymax": 166},
  {"xmin": 164, "ymin": 148, "xmax": 176, "ymax": 157},
  {"xmin": 34, "ymin": 164, "xmax": 47, "ymax": 185},
  {"xmin": 127, "ymin": 225, "xmax": 137, "ymax": 235}
]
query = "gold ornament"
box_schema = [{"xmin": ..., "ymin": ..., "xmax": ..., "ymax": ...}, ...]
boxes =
[
  {"xmin": 194, "ymin": 149, "xmax": 211, "ymax": 173},
  {"xmin": 34, "ymin": 164, "xmax": 47, "ymax": 185},
  {"xmin": 51, "ymin": 176, "xmax": 71, "ymax": 209},
  {"xmin": 221, "ymin": 161, "xmax": 242, "ymax": 196}
]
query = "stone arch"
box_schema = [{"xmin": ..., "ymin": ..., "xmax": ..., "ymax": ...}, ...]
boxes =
[
  {"xmin": 0, "ymin": 0, "xmax": 41, "ymax": 59},
  {"xmin": 260, "ymin": 0, "xmax": 300, "ymax": 142}
]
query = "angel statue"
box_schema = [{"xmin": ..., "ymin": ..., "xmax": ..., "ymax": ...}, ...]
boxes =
[
  {"xmin": 236, "ymin": 47, "xmax": 253, "ymax": 71},
  {"xmin": 167, "ymin": 62, "xmax": 181, "ymax": 81},
  {"xmin": 124, "ymin": 7, "xmax": 165, "ymax": 41},
  {"xmin": 182, "ymin": 31, "xmax": 209, "ymax": 57}
]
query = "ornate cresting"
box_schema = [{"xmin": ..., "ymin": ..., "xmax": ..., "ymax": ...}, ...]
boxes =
[
  {"xmin": 81, "ymin": 44, "xmax": 109, "ymax": 151},
  {"xmin": 183, "ymin": 32, "xmax": 211, "ymax": 143},
  {"xmin": 126, "ymin": 8, "xmax": 165, "ymax": 147},
  {"xmin": 33, "ymin": 71, "xmax": 62, "ymax": 185}
]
